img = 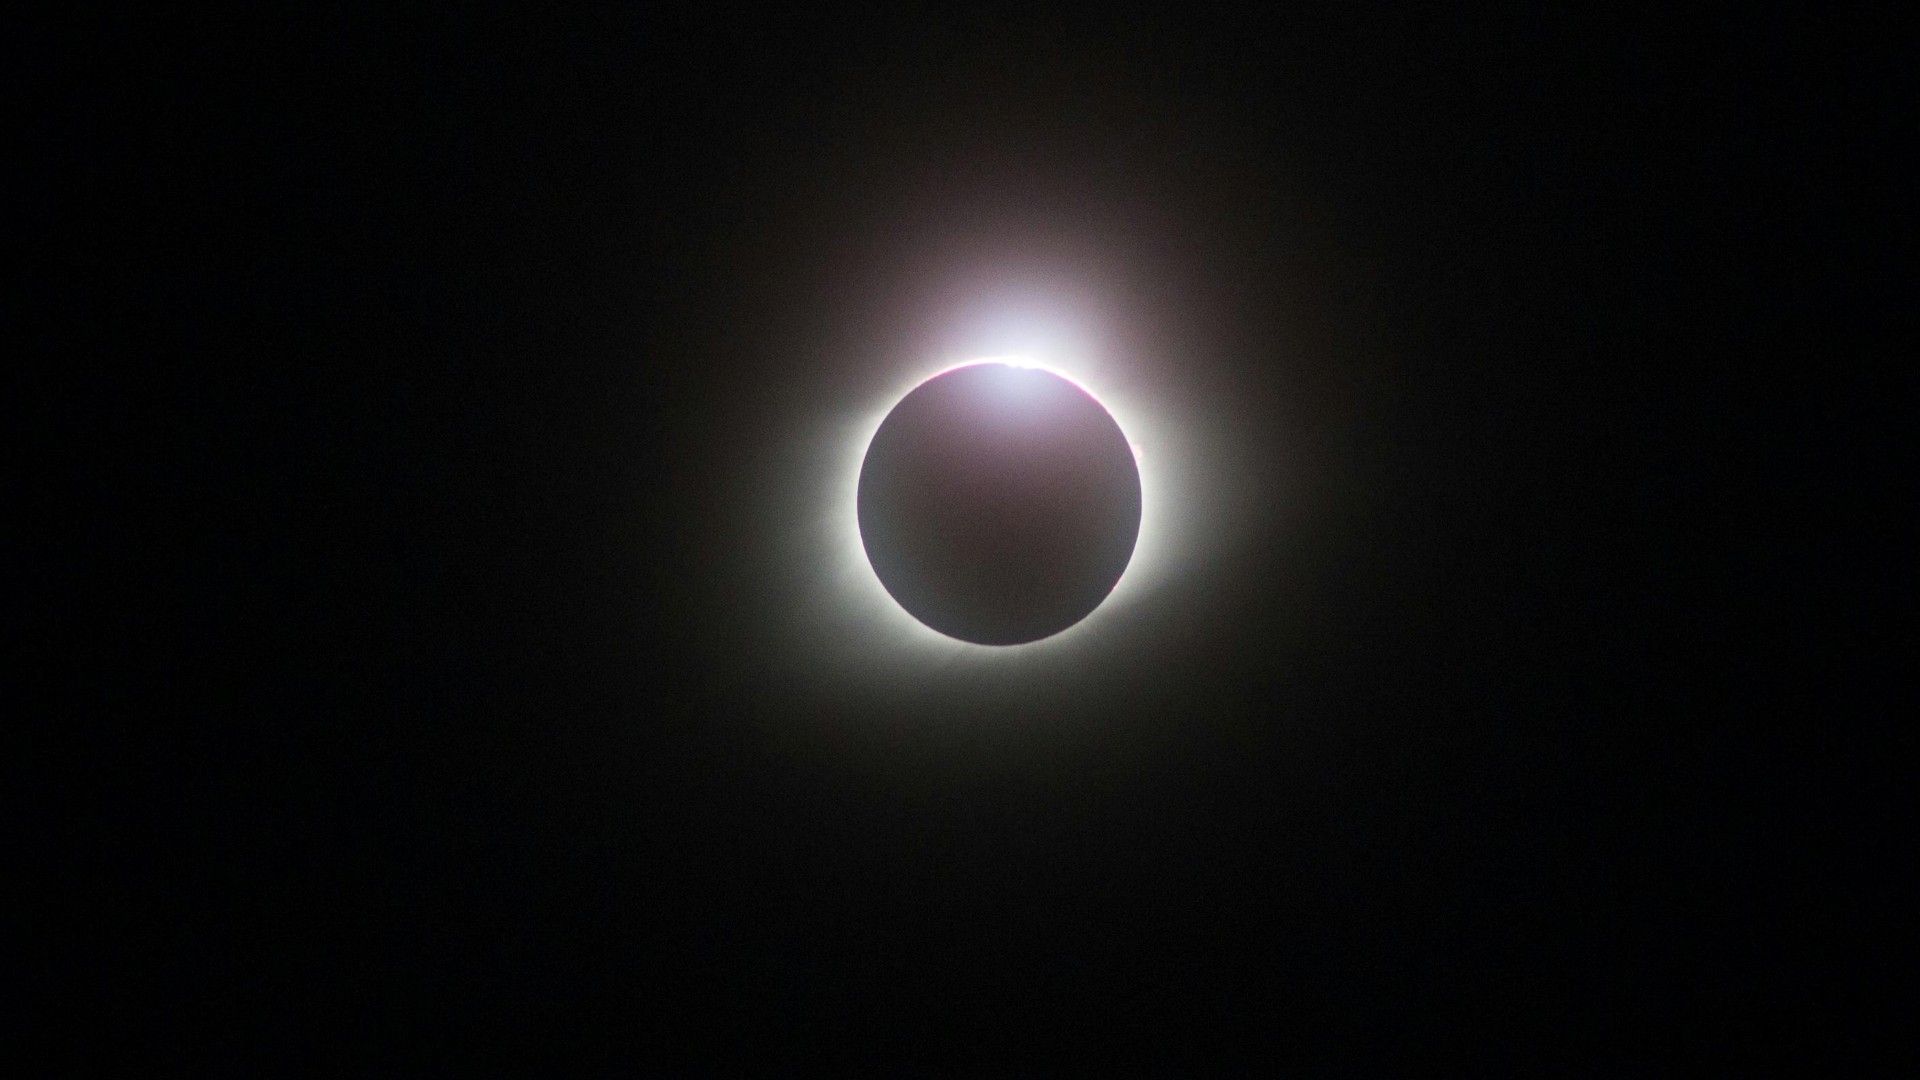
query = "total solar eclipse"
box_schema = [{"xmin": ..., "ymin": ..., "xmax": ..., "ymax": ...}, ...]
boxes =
[{"xmin": 856, "ymin": 362, "xmax": 1142, "ymax": 645}]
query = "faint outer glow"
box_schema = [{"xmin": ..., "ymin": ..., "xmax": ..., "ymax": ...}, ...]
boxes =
[{"xmin": 829, "ymin": 350, "xmax": 1173, "ymax": 657}]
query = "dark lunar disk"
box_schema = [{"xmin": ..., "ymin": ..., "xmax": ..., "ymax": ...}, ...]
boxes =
[{"xmin": 857, "ymin": 363, "xmax": 1142, "ymax": 645}]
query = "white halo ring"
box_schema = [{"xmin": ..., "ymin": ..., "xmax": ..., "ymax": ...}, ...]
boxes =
[{"xmin": 829, "ymin": 353, "xmax": 1170, "ymax": 658}]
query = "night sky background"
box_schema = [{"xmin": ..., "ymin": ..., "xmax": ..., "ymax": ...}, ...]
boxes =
[{"xmin": 25, "ymin": 6, "xmax": 1902, "ymax": 1071}]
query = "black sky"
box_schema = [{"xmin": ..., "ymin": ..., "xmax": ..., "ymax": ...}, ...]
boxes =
[{"xmin": 25, "ymin": 6, "xmax": 1902, "ymax": 1071}]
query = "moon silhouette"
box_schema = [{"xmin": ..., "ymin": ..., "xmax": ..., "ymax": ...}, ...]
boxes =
[{"xmin": 856, "ymin": 363, "xmax": 1142, "ymax": 645}]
